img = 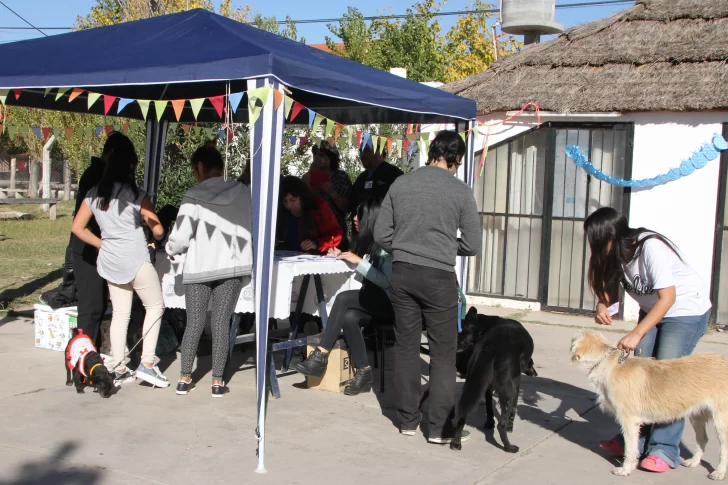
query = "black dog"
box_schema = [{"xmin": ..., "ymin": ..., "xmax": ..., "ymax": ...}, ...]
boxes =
[
  {"xmin": 64, "ymin": 329, "xmax": 115, "ymax": 398},
  {"xmin": 449, "ymin": 307, "xmax": 536, "ymax": 453}
]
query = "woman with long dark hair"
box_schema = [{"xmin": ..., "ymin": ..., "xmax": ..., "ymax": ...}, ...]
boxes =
[
  {"xmin": 584, "ymin": 207, "xmax": 711, "ymax": 473},
  {"xmin": 277, "ymin": 175, "xmax": 343, "ymax": 254},
  {"xmin": 71, "ymin": 133, "xmax": 169, "ymax": 388},
  {"xmin": 294, "ymin": 195, "xmax": 393, "ymax": 395}
]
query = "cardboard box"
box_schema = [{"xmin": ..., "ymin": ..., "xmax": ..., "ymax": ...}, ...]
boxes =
[
  {"xmin": 305, "ymin": 336, "xmax": 353, "ymax": 393},
  {"xmin": 34, "ymin": 304, "xmax": 78, "ymax": 352}
]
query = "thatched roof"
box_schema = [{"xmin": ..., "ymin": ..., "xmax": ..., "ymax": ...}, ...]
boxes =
[{"xmin": 443, "ymin": 0, "xmax": 728, "ymax": 114}]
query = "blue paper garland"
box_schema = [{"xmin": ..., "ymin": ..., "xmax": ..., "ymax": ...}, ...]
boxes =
[{"xmin": 565, "ymin": 134, "xmax": 728, "ymax": 189}]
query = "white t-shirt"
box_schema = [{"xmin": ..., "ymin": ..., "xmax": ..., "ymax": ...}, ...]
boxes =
[{"xmin": 623, "ymin": 236, "xmax": 711, "ymax": 318}]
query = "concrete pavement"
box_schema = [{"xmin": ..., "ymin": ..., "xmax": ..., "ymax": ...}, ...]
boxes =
[{"xmin": 0, "ymin": 307, "xmax": 724, "ymax": 485}]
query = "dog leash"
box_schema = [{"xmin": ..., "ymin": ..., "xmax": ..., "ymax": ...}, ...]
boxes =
[
  {"xmin": 107, "ymin": 313, "xmax": 164, "ymax": 372},
  {"xmin": 618, "ymin": 348, "xmax": 642, "ymax": 365}
]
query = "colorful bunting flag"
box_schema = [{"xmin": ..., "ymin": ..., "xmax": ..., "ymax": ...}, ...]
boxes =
[
  {"xmin": 299, "ymin": 136, "xmax": 308, "ymax": 147},
  {"xmin": 181, "ymin": 124, "xmax": 191, "ymax": 135},
  {"xmin": 325, "ymin": 118, "xmax": 335, "ymax": 138},
  {"xmin": 307, "ymin": 109, "xmax": 315, "ymax": 128},
  {"xmin": 228, "ymin": 92, "xmax": 244, "ymax": 114},
  {"xmin": 0, "ymin": 89, "xmax": 7, "ymax": 105},
  {"xmin": 137, "ymin": 100, "xmax": 150, "ymax": 121},
  {"xmin": 87, "ymin": 92, "xmax": 101, "ymax": 109},
  {"xmin": 53, "ymin": 127, "xmax": 61, "ymax": 138},
  {"xmin": 387, "ymin": 138, "xmax": 394, "ymax": 156},
  {"xmin": 288, "ymin": 135, "xmax": 297, "ymax": 145},
  {"xmin": 154, "ymin": 100, "xmax": 168, "ymax": 122},
  {"xmin": 290, "ymin": 102, "xmax": 305, "ymax": 122},
  {"xmin": 103, "ymin": 95, "xmax": 117, "ymax": 116},
  {"xmin": 217, "ymin": 129, "xmax": 225, "ymax": 139},
  {"xmin": 273, "ymin": 89, "xmax": 283, "ymax": 112},
  {"xmin": 362, "ymin": 132, "xmax": 371, "ymax": 150},
  {"xmin": 44, "ymin": 88, "xmax": 52, "ymax": 97},
  {"xmin": 55, "ymin": 88, "xmax": 70, "ymax": 101},
  {"xmin": 459, "ymin": 132, "xmax": 467, "ymax": 144},
  {"xmin": 397, "ymin": 139, "xmax": 403, "ymax": 158},
  {"xmin": 117, "ymin": 98, "xmax": 134, "ymax": 114},
  {"xmin": 371, "ymin": 135, "xmax": 379, "ymax": 154},
  {"xmin": 356, "ymin": 130, "xmax": 363, "ymax": 148},
  {"xmin": 403, "ymin": 140, "xmax": 410, "ymax": 157},
  {"xmin": 65, "ymin": 127, "xmax": 74, "ymax": 138},
  {"xmin": 122, "ymin": 121, "xmax": 129, "ymax": 135},
  {"xmin": 208, "ymin": 95, "xmax": 225, "ymax": 118},
  {"xmin": 189, "ymin": 98, "xmax": 204, "ymax": 120},
  {"xmin": 13, "ymin": 90, "xmax": 21, "ymax": 100},
  {"xmin": 95, "ymin": 126, "xmax": 103, "ymax": 137},
  {"xmin": 31, "ymin": 127, "xmax": 41, "ymax": 140},
  {"xmin": 69, "ymin": 88, "xmax": 84, "ymax": 103},
  {"xmin": 284, "ymin": 95, "xmax": 294, "ymax": 120},
  {"xmin": 105, "ymin": 125, "xmax": 113, "ymax": 136},
  {"xmin": 312, "ymin": 114, "xmax": 325, "ymax": 134},
  {"xmin": 171, "ymin": 99, "xmax": 185, "ymax": 121},
  {"xmin": 7, "ymin": 125, "xmax": 17, "ymax": 139},
  {"xmin": 334, "ymin": 123, "xmax": 343, "ymax": 141}
]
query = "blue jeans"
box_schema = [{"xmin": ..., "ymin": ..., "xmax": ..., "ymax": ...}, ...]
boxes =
[{"xmin": 614, "ymin": 309, "xmax": 711, "ymax": 467}]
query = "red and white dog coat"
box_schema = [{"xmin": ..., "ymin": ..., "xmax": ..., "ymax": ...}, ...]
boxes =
[{"xmin": 65, "ymin": 330, "xmax": 97, "ymax": 378}]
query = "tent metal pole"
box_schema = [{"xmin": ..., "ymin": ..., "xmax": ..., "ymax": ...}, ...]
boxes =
[
  {"xmin": 143, "ymin": 118, "xmax": 168, "ymax": 204},
  {"xmin": 248, "ymin": 76, "xmax": 284, "ymax": 474}
]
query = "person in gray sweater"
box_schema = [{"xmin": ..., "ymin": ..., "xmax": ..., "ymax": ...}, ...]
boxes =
[{"xmin": 374, "ymin": 130, "xmax": 481, "ymax": 444}]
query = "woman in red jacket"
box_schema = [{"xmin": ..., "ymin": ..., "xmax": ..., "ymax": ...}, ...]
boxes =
[{"xmin": 278, "ymin": 176, "xmax": 343, "ymax": 254}]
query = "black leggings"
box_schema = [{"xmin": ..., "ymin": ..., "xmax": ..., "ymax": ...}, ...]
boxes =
[{"xmin": 318, "ymin": 284, "xmax": 394, "ymax": 368}]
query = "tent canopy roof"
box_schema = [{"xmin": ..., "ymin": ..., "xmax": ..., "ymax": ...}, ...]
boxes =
[{"xmin": 0, "ymin": 9, "xmax": 475, "ymax": 124}]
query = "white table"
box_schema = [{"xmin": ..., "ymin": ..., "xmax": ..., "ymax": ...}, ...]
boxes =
[{"xmin": 155, "ymin": 251, "xmax": 362, "ymax": 320}]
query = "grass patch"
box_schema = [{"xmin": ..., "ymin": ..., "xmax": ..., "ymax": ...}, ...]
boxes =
[{"xmin": 0, "ymin": 200, "xmax": 74, "ymax": 310}]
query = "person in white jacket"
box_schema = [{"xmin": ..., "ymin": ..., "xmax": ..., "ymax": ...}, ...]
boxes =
[{"xmin": 166, "ymin": 146, "xmax": 253, "ymax": 398}]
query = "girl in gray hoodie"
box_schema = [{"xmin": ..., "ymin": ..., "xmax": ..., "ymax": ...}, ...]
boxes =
[{"xmin": 166, "ymin": 146, "xmax": 253, "ymax": 397}]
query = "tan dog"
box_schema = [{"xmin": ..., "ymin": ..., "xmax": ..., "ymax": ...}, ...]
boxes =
[{"xmin": 570, "ymin": 330, "xmax": 728, "ymax": 480}]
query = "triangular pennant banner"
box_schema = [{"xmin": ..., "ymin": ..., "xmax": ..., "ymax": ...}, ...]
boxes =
[
  {"xmin": 371, "ymin": 135, "xmax": 379, "ymax": 154},
  {"xmin": 362, "ymin": 132, "xmax": 371, "ymax": 150},
  {"xmin": 31, "ymin": 127, "xmax": 41, "ymax": 140},
  {"xmin": 8, "ymin": 125, "xmax": 17, "ymax": 139},
  {"xmin": 169, "ymin": 123, "xmax": 178, "ymax": 132},
  {"xmin": 189, "ymin": 98, "xmax": 204, "ymax": 120},
  {"xmin": 228, "ymin": 92, "xmax": 244, "ymax": 114},
  {"xmin": 288, "ymin": 136, "xmax": 297, "ymax": 145},
  {"xmin": 13, "ymin": 90, "xmax": 21, "ymax": 100},
  {"xmin": 387, "ymin": 138, "xmax": 395, "ymax": 156},
  {"xmin": 154, "ymin": 100, "xmax": 168, "ymax": 122},
  {"xmin": 44, "ymin": 88, "xmax": 52, "ymax": 97},
  {"xmin": 284, "ymin": 96, "xmax": 294, "ymax": 120},
  {"xmin": 117, "ymin": 98, "xmax": 134, "ymax": 114},
  {"xmin": 53, "ymin": 127, "xmax": 62, "ymax": 138},
  {"xmin": 312, "ymin": 114, "xmax": 325, "ymax": 134},
  {"xmin": 103, "ymin": 95, "xmax": 117, "ymax": 115},
  {"xmin": 397, "ymin": 139, "xmax": 403, "ymax": 158},
  {"xmin": 55, "ymin": 88, "xmax": 70, "ymax": 101},
  {"xmin": 121, "ymin": 121, "xmax": 129, "ymax": 134},
  {"xmin": 0, "ymin": 89, "xmax": 7, "ymax": 105},
  {"xmin": 299, "ymin": 136, "xmax": 308, "ymax": 147},
  {"xmin": 69, "ymin": 88, "xmax": 84, "ymax": 103},
  {"xmin": 217, "ymin": 129, "xmax": 226, "ymax": 140},
  {"xmin": 171, "ymin": 99, "xmax": 185, "ymax": 121},
  {"xmin": 87, "ymin": 92, "xmax": 101, "ymax": 109},
  {"xmin": 307, "ymin": 109, "xmax": 315, "ymax": 128},
  {"xmin": 137, "ymin": 100, "xmax": 150, "ymax": 121},
  {"xmin": 42, "ymin": 127, "xmax": 52, "ymax": 140},
  {"xmin": 356, "ymin": 130, "xmax": 363, "ymax": 148},
  {"xmin": 208, "ymin": 95, "xmax": 225, "ymax": 118},
  {"xmin": 105, "ymin": 125, "xmax": 113, "ymax": 136},
  {"xmin": 248, "ymin": 104, "xmax": 263, "ymax": 125},
  {"xmin": 181, "ymin": 124, "xmax": 191, "ymax": 135},
  {"xmin": 65, "ymin": 127, "xmax": 74, "ymax": 138},
  {"xmin": 334, "ymin": 123, "xmax": 343, "ymax": 141},
  {"xmin": 459, "ymin": 132, "xmax": 467, "ymax": 144},
  {"xmin": 273, "ymin": 90, "xmax": 283, "ymax": 112},
  {"xmin": 325, "ymin": 118, "xmax": 335, "ymax": 138},
  {"xmin": 403, "ymin": 140, "xmax": 410, "ymax": 157},
  {"xmin": 290, "ymin": 102, "xmax": 305, "ymax": 122}
]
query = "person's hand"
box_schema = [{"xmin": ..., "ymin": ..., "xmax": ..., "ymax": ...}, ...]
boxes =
[
  {"xmin": 617, "ymin": 331, "xmax": 642, "ymax": 352},
  {"xmin": 337, "ymin": 252, "xmax": 363, "ymax": 265},
  {"xmin": 328, "ymin": 247, "xmax": 342, "ymax": 257},
  {"xmin": 321, "ymin": 181, "xmax": 334, "ymax": 195},
  {"xmin": 300, "ymin": 240, "xmax": 317, "ymax": 251},
  {"xmin": 595, "ymin": 302, "xmax": 613, "ymax": 326}
]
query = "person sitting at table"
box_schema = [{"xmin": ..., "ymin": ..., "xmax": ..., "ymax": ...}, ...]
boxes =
[
  {"xmin": 277, "ymin": 175, "xmax": 343, "ymax": 254},
  {"xmin": 302, "ymin": 141, "xmax": 353, "ymax": 250},
  {"xmin": 165, "ymin": 145, "xmax": 253, "ymax": 398},
  {"xmin": 294, "ymin": 194, "xmax": 391, "ymax": 395}
]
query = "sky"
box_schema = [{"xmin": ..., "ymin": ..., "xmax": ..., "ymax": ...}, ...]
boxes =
[{"xmin": 0, "ymin": 0, "xmax": 633, "ymax": 45}]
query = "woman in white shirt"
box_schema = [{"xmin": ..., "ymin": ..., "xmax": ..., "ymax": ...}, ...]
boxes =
[
  {"xmin": 72, "ymin": 134, "xmax": 169, "ymax": 388},
  {"xmin": 584, "ymin": 207, "xmax": 711, "ymax": 473}
]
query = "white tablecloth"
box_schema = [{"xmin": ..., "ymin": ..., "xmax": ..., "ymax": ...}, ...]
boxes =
[{"xmin": 155, "ymin": 252, "xmax": 362, "ymax": 320}]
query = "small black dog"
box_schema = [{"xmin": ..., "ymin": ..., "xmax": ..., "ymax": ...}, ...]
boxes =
[
  {"xmin": 64, "ymin": 329, "xmax": 115, "ymax": 398},
  {"xmin": 449, "ymin": 307, "xmax": 536, "ymax": 453}
]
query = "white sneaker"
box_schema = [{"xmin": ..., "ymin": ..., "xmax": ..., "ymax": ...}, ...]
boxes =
[{"xmin": 135, "ymin": 364, "xmax": 170, "ymax": 388}]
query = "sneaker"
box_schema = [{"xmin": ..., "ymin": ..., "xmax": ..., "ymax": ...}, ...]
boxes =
[
  {"xmin": 640, "ymin": 455, "xmax": 671, "ymax": 473},
  {"xmin": 176, "ymin": 380, "xmax": 194, "ymax": 395},
  {"xmin": 428, "ymin": 430, "xmax": 471, "ymax": 445},
  {"xmin": 135, "ymin": 364, "xmax": 170, "ymax": 388},
  {"xmin": 400, "ymin": 428, "xmax": 417, "ymax": 436},
  {"xmin": 600, "ymin": 438, "xmax": 625, "ymax": 456},
  {"xmin": 212, "ymin": 382, "xmax": 227, "ymax": 398},
  {"xmin": 114, "ymin": 369, "xmax": 135, "ymax": 385}
]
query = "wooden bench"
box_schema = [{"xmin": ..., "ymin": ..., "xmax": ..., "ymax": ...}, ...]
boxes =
[{"xmin": 0, "ymin": 198, "xmax": 60, "ymax": 220}]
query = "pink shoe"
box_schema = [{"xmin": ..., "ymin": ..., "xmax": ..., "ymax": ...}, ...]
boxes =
[
  {"xmin": 640, "ymin": 455, "xmax": 671, "ymax": 473},
  {"xmin": 599, "ymin": 438, "xmax": 624, "ymax": 456}
]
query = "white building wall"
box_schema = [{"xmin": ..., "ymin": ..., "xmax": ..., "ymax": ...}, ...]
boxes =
[{"xmin": 458, "ymin": 111, "xmax": 728, "ymax": 321}]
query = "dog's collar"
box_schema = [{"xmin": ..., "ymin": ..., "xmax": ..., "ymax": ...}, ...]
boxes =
[{"xmin": 88, "ymin": 363, "xmax": 103, "ymax": 377}]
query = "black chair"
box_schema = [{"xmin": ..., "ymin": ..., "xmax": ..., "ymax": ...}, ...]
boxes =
[{"xmin": 369, "ymin": 319, "xmax": 394, "ymax": 393}]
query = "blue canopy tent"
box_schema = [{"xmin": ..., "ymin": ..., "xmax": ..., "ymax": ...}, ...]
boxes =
[{"xmin": 0, "ymin": 8, "xmax": 476, "ymax": 472}]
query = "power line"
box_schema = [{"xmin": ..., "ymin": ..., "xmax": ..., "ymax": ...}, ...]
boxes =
[
  {"xmin": 0, "ymin": 0, "xmax": 634, "ymax": 30},
  {"xmin": 0, "ymin": 0, "xmax": 47, "ymax": 36}
]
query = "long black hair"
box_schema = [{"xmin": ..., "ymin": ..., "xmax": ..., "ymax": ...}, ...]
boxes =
[
  {"xmin": 280, "ymin": 176, "xmax": 318, "ymax": 214},
  {"xmin": 584, "ymin": 207, "xmax": 681, "ymax": 304},
  {"xmin": 96, "ymin": 133, "xmax": 138, "ymax": 211},
  {"xmin": 352, "ymin": 194, "xmax": 385, "ymax": 265}
]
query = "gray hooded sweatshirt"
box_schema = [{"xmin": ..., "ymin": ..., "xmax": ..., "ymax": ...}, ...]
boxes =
[{"xmin": 166, "ymin": 176, "xmax": 253, "ymax": 284}]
